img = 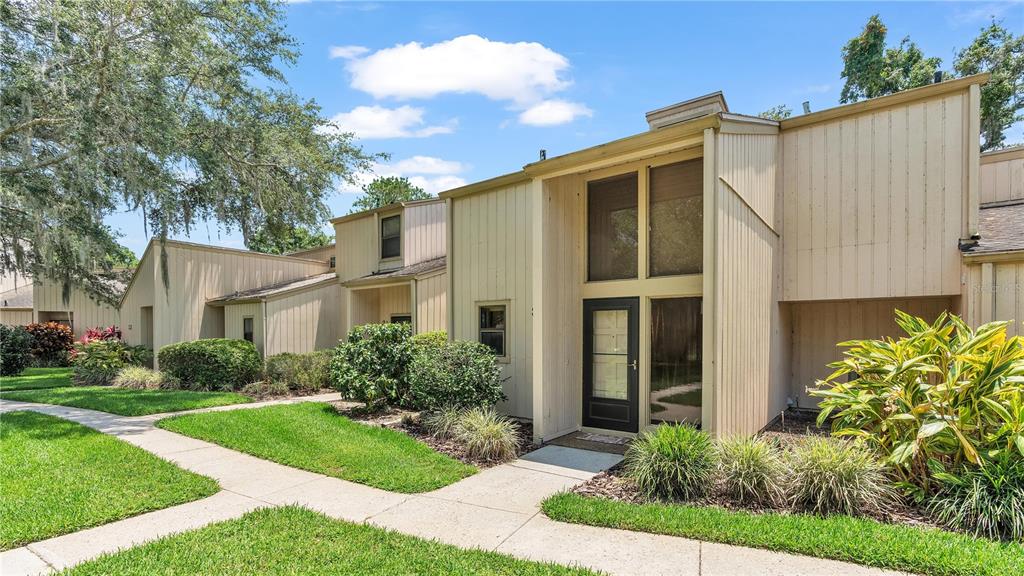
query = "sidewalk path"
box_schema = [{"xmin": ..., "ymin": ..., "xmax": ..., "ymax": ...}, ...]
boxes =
[{"xmin": 0, "ymin": 399, "xmax": 909, "ymax": 576}]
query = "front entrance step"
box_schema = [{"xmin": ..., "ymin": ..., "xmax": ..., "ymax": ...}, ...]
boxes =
[{"xmin": 546, "ymin": 431, "xmax": 631, "ymax": 455}]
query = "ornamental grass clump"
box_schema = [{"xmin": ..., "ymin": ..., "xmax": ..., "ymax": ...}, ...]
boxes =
[
  {"xmin": 927, "ymin": 459, "xmax": 1024, "ymax": 542},
  {"xmin": 455, "ymin": 408, "xmax": 519, "ymax": 462},
  {"xmin": 112, "ymin": 366, "xmax": 177, "ymax": 390},
  {"xmin": 717, "ymin": 436, "xmax": 786, "ymax": 506},
  {"xmin": 625, "ymin": 424, "xmax": 716, "ymax": 501},
  {"xmin": 788, "ymin": 437, "xmax": 893, "ymax": 516},
  {"xmin": 422, "ymin": 407, "xmax": 463, "ymax": 440}
]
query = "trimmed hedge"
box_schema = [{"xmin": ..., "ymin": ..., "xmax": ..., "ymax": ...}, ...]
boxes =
[
  {"xmin": 330, "ymin": 323, "xmax": 413, "ymax": 408},
  {"xmin": 408, "ymin": 339, "xmax": 505, "ymax": 410},
  {"xmin": 1, "ymin": 324, "xmax": 33, "ymax": 376},
  {"xmin": 264, "ymin": 350, "xmax": 332, "ymax": 395},
  {"xmin": 158, "ymin": 339, "xmax": 262, "ymax": 391}
]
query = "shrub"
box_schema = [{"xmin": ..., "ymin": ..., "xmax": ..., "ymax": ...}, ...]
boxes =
[
  {"xmin": 788, "ymin": 437, "xmax": 893, "ymax": 516},
  {"xmin": 456, "ymin": 408, "xmax": 519, "ymax": 462},
  {"xmin": 82, "ymin": 325, "xmax": 122, "ymax": 342},
  {"xmin": 330, "ymin": 323, "xmax": 413, "ymax": 409},
  {"xmin": 71, "ymin": 339, "xmax": 146, "ymax": 386},
  {"xmin": 812, "ymin": 311, "xmax": 1024, "ymax": 496},
  {"xmin": 624, "ymin": 424, "xmax": 717, "ymax": 501},
  {"xmin": 0, "ymin": 324, "xmax": 32, "ymax": 376},
  {"xmin": 410, "ymin": 330, "xmax": 447, "ymax": 352},
  {"xmin": 264, "ymin": 350, "xmax": 332, "ymax": 394},
  {"xmin": 927, "ymin": 460, "xmax": 1024, "ymax": 542},
  {"xmin": 422, "ymin": 407, "xmax": 463, "ymax": 440},
  {"xmin": 241, "ymin": 379, "xmax": 290, "ymax": 399},
  {"xmin": 158, "ymin": 339, "xmax": 262, "ymax": 391},
  {"xmin": 717, "ymin": 436, "xmax": 786, "ymax": 506},
  {"xmin": 408, "ymin": 340, "xmax": 505, "ymax": 411},
  {"xmin": 24, "ymin": 322, "xmax": 73, "ymax": 366},
  {"xmin": 112, "ymin": 366, "xmax": 177, "ymax": 390}
]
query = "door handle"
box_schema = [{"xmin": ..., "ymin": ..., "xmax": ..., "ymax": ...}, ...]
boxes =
[{"xmin": 628, "ymin": 360, "xmax": 637, "ymax": 370}]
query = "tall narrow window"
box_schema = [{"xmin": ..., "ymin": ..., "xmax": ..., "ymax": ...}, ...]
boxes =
[
  {"xmin": 381, "ymin": 215, "xmax": 401, "ymax": 259},
  {"xmin": 242, "ymin": 317, "xmax": 254, "ymax": 343},
  {"xmin": 649, "ymin": 297, "xmax": 702, "ymax": 424},
  {"xmin": 479, "ymin": 304, "xmax": 506, "ymax": 358},
  {"xmin": 649, "ymin": 159, "xmax": 703, "ymax": 276},
  {"xmin": 588, "ymin": 172, "xmax": 638, "ymax": 281}
]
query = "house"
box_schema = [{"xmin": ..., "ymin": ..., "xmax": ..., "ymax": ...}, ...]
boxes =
[
  {"xmin": 332, "ymin": 198, "xmax": 447, "ymax": 336},
  {"xmin": 32, "ymin": 277, "xmax": 123, "ymax": 337},
  {"xmin": 440, "ymin": 74, "xmax": 999, "ymax": 443},
  {"xmin": 0, "ymin": 283, "xmax": 33, "ymax": 326}
]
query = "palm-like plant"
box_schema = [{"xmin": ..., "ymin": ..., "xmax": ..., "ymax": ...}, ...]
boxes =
[{"xmin": 812, "ymin": 311, "xmax": 1024, "ymax": 496}]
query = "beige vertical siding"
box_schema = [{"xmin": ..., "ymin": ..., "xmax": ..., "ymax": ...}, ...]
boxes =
[
  {"xmin": 790, "ymin": 296, "xmax": 957, "ymax": 407},
  {"xmin": 285, "ymin": 244, "xmax": 336, "ymax": 267},
  {"xmin": 334, "ymin": 216, "xmax": 379, "ymax": 283},
  {"xmin": 450, "ymin": 179, "xmax": 535, "ymax": 419},
  {"xmin": 349, "ymin": 289, "xmax": 380, "ymax": 327},
  {"xmin": 979, "ymin": 147, "xmax": 1024, "ymax": 204},
  {"xmin": 963, "ymin": 259, "xmax": 1024, "ymax": 336},
  {"xmin": 709, "ymin": 131, "xmax": 786, "ymax": 436},
  {"xmin": 378, "ymin": 284, "xmax": 411, "ymax": 321},
  {"xmin": 404, "ymin": 202, "xmax": 446, "ymax": 265},
  {"xmin": 224, "ymin": 302, "xmax": 264, "ymax": 355},
  {"xmin": 32, "ymin": 280, "xmax": 120, "ymax": 338},
  {"xmin": 781, "ymin": 90, "xmax": 969, "ymax": 301},
  {"xmin": 120, "ymin": 247, "xmax": 156, "ymax": 346},
  {"xmin": 415, "ymin": 272, "xmax": 447, "ymax": 333},
  {"xmin": 1, "ymin": 309, "xmax": 33, "ymax": 325},
  {"xmin": 264, "ymin": 282, "xmax": 341, "ymax": 355},
  {"xmin": 0, "ymin": 270, "xmax": 31, "ymax": 295}
]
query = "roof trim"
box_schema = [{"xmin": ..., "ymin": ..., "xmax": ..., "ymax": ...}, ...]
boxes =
[
  {"xmin": 330, "ymin": 197, "xmax": 444, "ymax": 225},
  {"xmin": 779, "ymin": 73, "xmax": 990, "ymax": 130},
  {"xmin": 439, "ymin": 171, "xmax": 530, "ymax": 200},
  {"xmin": 962, "ymin": 249, "xmax": 1024, "ymax": 263},
  {"xmin": 207, "ymin": 273, "xmax": 338, "ymax": 305},
  {"xmin": 980, "ymin": 144, "xmax": 1024, "ymax": 165},
  {"xmin": 341, "ymin": 257, "xmax": 446, "ymax": 288}
]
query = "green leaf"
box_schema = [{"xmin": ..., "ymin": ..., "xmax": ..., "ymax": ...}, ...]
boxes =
[{"xmin": 917, "ymin": 421, "xmax": 947, "ymax": 438}]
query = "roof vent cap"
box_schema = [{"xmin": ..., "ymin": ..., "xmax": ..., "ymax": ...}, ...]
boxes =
[{"xmin": 645, "ymin": 91, "xmax": 728, "ymax": 130}]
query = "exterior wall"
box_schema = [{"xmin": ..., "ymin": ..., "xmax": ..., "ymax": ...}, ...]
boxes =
[
  {"xmin": 224, "ymin": 302, "xmax": 264, "ymax": 356},
  {"xmin": 285, "ymin": 244, "xmax": 335, "ymax": 267},
  {"xmin": 404, "ymin": 202, "xmax": 446, "ymax": 265},
  {"xmin": 780, "ymin": 89, "xmax": 972, "ymax": 301},
  {"xmin": 415, "ymin": 272, "xmax": 447, "ymax": 333},
  {"xmin": 32, "ymin": 280, "xmax": 120, "ymax": 338},
  {"xmin": 790, "ymin": 296, "xmax": 957, "ymax": 408},
  {"xmin": 450, "ymin": 179, "xmax": 535, "ymax": 419},
  {"xmin": 378, "ymin": 284, "xmax": 411, "ymax": 321},
  {"xmin": 121, "ymin": 247, "xmax": 156, "ymax": 346},
  {"xmin": 980, "ymin": 147, "xmax": 1024, "ymax": 205},
  {"xmin": 0, "ymin": 270, "xmax": 31, "ymax": 295},
  {"xmin": 264, "ymin": 283, "xmax": 341, "ymax": 355},
  {"xmin": 0, "ymin": 309, "xmax": 33, "ymax": 325},
  {"xmin": 707, "ymin": 130, "xmax": 786, "ymax": 436},
  {"xmin": 963, "ymin": 259, "xmax": 1024, "ymax": 337},
  {"xmin": 334, "ymin": 216, "xmax": 379, "ymax": 283}
]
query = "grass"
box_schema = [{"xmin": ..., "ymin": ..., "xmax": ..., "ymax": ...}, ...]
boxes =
[
  {"xmin": 542, "ymin": 493, "xmax": 1024, "ymax": 576},
  {"xmin": 158, "ymin": 402, "xmax": 476, "ymax": 493},
  {"xmin": 0, "ymin": 367, "xmax": 73, "ymax": 391},
  {"xmin": 65, "ymin": 506, "xmax": 596, "ymax": 575},
  {"xmin": 0, "ymin": 411, "xmax": 218, "ymax": 550},
  {"xmin": 1, "ymin": 385, "xmax": 251, "ymax": 416}
]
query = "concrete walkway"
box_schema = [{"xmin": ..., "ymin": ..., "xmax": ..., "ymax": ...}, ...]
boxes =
[{"xmin": 0, "ymin": 399, "xmax": 908, "ymax": 576}]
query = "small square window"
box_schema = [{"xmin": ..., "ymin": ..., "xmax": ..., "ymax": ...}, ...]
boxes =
[
  {"xmin": 479, "ymin": 305, "xmax": 506, "ymax": 357},
  {"xmin": 381, "ymin": 215, "xmax": 401, "ymax": 259},
  {"xmin": 242, "ymin": 317, "xmax": 254, "ymax": 343}
]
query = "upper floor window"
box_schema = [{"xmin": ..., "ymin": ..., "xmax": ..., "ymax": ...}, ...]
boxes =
[
  {"xmin": 587, "ymin": 172, "xmax": 638, "ymax": 281},
  {"xmin": 381, "ymin": 215, "xmax": 401, "ymax": 259},
  {"xmin": 649, "ymin": 159, "xmax": 703, "ymax": 276}
]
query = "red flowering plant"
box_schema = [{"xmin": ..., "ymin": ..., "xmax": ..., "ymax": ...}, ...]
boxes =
[{"xmin": 82, "ymin": 325, "xmax": 122, "ymax": 343}]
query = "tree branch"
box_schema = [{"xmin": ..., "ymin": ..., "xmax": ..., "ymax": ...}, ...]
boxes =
[
  {"xmin": 1, "ymin": 151, "xmax": 75, "ymax": 175},
  {"xmin": 0, "ymin": 117, "xmax": 67, "ymax": 140}
]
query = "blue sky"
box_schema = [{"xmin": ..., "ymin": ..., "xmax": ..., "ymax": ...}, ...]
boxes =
[{"xmin": 106, "ymin": 1, "xmax": 1024, "ymax": 256}]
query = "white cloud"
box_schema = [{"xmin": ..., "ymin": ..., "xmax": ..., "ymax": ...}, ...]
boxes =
[
  {"xmin": 339, "ymin": 156, "xmax": 468, "ymax": 196},
  {"xmin": 346, "ymin": 34, "xmax": 572, "ymax": 106},
  {"xmin": 329, "ymin": 45, "xmax": 369, "ymax": 60},
  {"xmin": 325, "ymin": 105, "xmax": 455, "ymax": 139},
  {"xmin": 390, "ymin": 155, "xmax": 466, "ymax": 175},
  {"xmin": 408, "ymin": 175, "xmax": 467, "ymax": 195},
  {"xmin": 518, "ymin": 100, "xmax": 593, "ymax": 126}
]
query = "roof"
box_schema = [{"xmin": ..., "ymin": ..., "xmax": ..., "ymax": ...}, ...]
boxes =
[
  {"xmin": 342, "ymin": 257, "xmax": 446, "ymax": 287},
  {"xmin": 0, "ymin": 284, "xmax": 32, "ymax": 309},
  {"xmin": 961, "ymin": 201, "xmax": 1024, "ymax": 257},
  {"xmin": 981, "ymin": 145, "xmax": 1024, "ymax": 165},
  {"xmin": 330, "ymin": 198, "xmax": 444, "ymax": 225},
  {"xmin": 207, "ymin": 272, "xmax": 337, "ymax": 305}
]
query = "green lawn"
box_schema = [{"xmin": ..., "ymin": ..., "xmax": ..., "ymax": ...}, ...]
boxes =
[
  {"xmin": 1, "ymin": 386, "xmax": 251, "ymax": 416},
  {"xmin": 542, "ymin": 493, "xmax": 1024, "ymax": 576},
  {"xmin": 65, "ymin": 506, "xmax": 596, "ymax": 575},
  {"xmin": 158, "ymin": 402, "xmax": 476, "ymax": 493},
  {"xmin": 0, "ymin": 367, "xmax": 73, "ymax": 391},
  {"xmin": 0, "ymin": 411, "xmax": 218, "ymax": 550}
]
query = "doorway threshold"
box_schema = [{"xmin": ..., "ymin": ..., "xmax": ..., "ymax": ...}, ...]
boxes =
[{"xmin": 545, "ymin": 430, "xmax": 630, "ymax": 455}]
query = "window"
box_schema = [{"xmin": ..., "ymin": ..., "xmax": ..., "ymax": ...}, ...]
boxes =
[
  {"xmin": 242, "ymin": 317, "xmax": 254, "ymax": 343},
  {"xmin": 478, "ymin": 304, "xmax": 506, "ymax": 357},
  {"xmin": 381, "ymin": 215, "xmax": 401, "ymax": 259},
  {"xmin": 649, "ymin": 298, "xmax": 702, "ymax": 425},
  {"xmin": 390, "ymin": 315, "xmax": 412, "ymax": 325},
  {"xmin": 329, "ymin": 256, "xmax": 336, "ymax": 268},
  {"xmin": 587, "ymin": 172, "xmax": 638, "ymax": 281},
  {"xmin": 649, "ymin": 159, "xmax": 703, "ymax": 276}
]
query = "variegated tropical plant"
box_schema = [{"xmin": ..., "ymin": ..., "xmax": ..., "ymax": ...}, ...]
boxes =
[{"xmin": 811, "ymin": 310, "xmax": 1024, "ymax": 497}]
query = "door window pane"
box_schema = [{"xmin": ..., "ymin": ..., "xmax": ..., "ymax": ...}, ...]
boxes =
[
  {"xmin": 650, "ymin": 298, "xmax": 702, "ymax": 424},
  {"xmin": 592, "ymin": 309, "xmax": 629, "ymax": 400},
  {"xmin": 588, "ymin": 173, "xmax": 638, "ymax": 281},
  {"xmin": 649, "ymin": 160, "xmax": 703, "ymax": 276}
]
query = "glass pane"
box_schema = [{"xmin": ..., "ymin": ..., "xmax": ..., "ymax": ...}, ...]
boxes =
[
  {"xmin": 382, "ymin": 236, "xmax": 400, "ymax": 259},
  {"xmin": 480, "ymin": 331, "xmax": 505, "ymax": 356},
  {"xmin": 480, "ymin": 306, "xmax": 505, "ymax": 330},
  {"xmin": 588, "ymin": 173, "xmax": 638, "ymax": 281},
  {"xmin": 390, "ymin": 315, "xmax": 411, "ymax": 324},
  {"xmin": 649, "ymin": 160, "xmax": 703, "ymax": 276},
  {"xmin": 592, "ymin": 309, "xmax": 628, "ymax": 400},
  {"xmin": 381, "ymin": 215, "xmax": 401, "ymax": 237},
  {"xmin": 650, "ymin": 298, "xmax": 702, "ymax": 424},
  {"xmin": 243, "ymin": 317, "xmax": 254, "ymax": 343}
]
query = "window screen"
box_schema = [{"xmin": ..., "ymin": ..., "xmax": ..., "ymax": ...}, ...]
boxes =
[
  {"xmin": 587, "ymin": 172, "xmax": 638, "ymax": 281},
  {"xmin": 649, "ymin": 159, "xmax": 702, "ymax": 276},
  {"xmin": 381, "ymin": 215, "xmax": 401, "ymax": 259},
  {"xmin": 242, "ymin": 317, "xmax": 254, "ymax": 343},
  {"xmin": 479, "ymin": 305, "xmax": 506, "ymax": 357}
]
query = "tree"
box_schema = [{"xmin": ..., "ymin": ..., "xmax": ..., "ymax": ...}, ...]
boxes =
[
  {"xmin": 1, "ymin": 1, "xmax": 374, "ymax": 305},
  {"xmin": 106, "ymin": 245, "xmax": 138, "ymax": 269},
  {"xmin": 759, "ymin": 105, "xmax": 792, "ymax": 121},
  {"xmin": 840, "ymin": 15, "xmax": 941, "ymax": 104},
  {"xmin": 351, "ymin": 176, "xmax": 432, "ymax": 213},
  {"xmin": 953, "ymin": 21, "xmax": 1024, "ymax": 151},
  {"xmin": 247, "ymin": 225, "xmax": 331, "ymax": 255}
]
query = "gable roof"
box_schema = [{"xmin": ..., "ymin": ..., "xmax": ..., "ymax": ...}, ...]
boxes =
[
  {"xmin": 961, "ymin": 201, "xmax": 1024, "ymax": 257},
  {"xmin": 207, "ymin": 272, "xmax": 338, "ymax": 305},
  {"xmin": 330, "ymin": 197, "xmax": 444, "ymax": 225}
]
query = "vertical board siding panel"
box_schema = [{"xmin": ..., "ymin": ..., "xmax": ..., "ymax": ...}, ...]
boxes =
[
  {"xmin": 979, "ymin": 154, "xmax": 1024, "ymax": 205},
  {"xmin": 924, "ymin": 100, "xmax": 945, "ymax": 296},
  {"xmin": 872, "ymin": 111, "xmax": 891, "ymax": 296}
]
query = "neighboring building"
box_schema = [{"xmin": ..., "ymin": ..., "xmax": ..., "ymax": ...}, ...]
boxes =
[
  {"xmin": 440, "ymin": 74, "xmax": 997, "ymax": 442},
  {"xmin": 0, "ymin": 284, "xmax": 33, "ymax": 326},
  {"xmin": 331, "ymin": 198, "xmax": 447, "ymax": 336},
  {"xmin": 32, "ymin": 277, "xmax": 123, "ymax": 338}
]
